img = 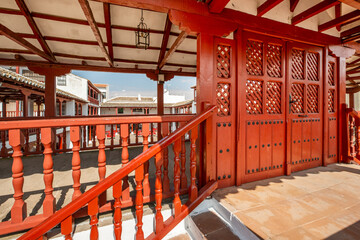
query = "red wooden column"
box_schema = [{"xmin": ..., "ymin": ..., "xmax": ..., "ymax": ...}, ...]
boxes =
[
  {"xmin": 9, "ymin": 129, "xmax": 26, "ymax": 223},
  {"xmin": 15, "ymin": 101, "xmax": 20, "ymax": 117},
  {"xmin": 59, "ymin": 100, "xmax": 63, "ymax": 116},
  {"xmin": 2, "ymin": 98, "xmax": 6, "ymax": 118},
  {"xmin": 21, "ymin": 90, "xmax": 30, "ymax": 117},
  {"xmin": 349, "ymin": 93, "xmax": 355, "ymax": 109},
  {"xmin": 157, "ymin": 79, "xmax": 164, "ymax": 141}
]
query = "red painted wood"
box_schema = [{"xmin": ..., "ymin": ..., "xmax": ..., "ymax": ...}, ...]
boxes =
[
  {"xmin": 180, "ymin": 123, "xmax": 187, "ymax": 190},
  {"xmin": 103, "ymin": 3, "xmax": 114, "ymax": 61},
  {"xmin": 154, "ymin": 152, "xmax": 164, "ymax": 233},
  {"xmin": 161, "ymin": 124, "xmax": 170, "ymax": 193},
  {"xmin": 9, "ymin": 129, "xmax": 27, "ymax": 223},
  {"xmin": 173, "ymin": 139, "xmax": 182, "ymax": 217},
  {"xmin": 335, "ymin": 4, "xmax": 342, "ymax": 31},
  {"xmin": 292, "ymin": 0, "xmax": 340, "ymax": 25},
  {"xmin": 290, "ymin": 0, "xmax": 300, "ymax": 12},
  {"xmin": 158, "ymin": 16, "xmax": 172, "ymax": 68},
  {"xmin": 41, "ymin": 128, "xmax": 56, "ymax": 216},
  {"xmin": 341, "ymin": 25, "xmax": 360, "ymax": 38},
  {"xmin": 189, "ymin": 127, "xmax": 198, "ymax": 202},
  {"xmin": 61, "ymin": 216, "xmax": 72, "ymax": 240},
  {"xmin": 88, "ymin": 197, "xmax": 99, "ymax": 240},
  {"xmin": 257, "ymin": 0, "xmax": 284, "ymax": 17},
  {"xmin": 135, "ymin": 162, "xmax": 144, "ymax": 240},
  {"xmin": 96, "ymin": 125, "xmax": 107, "ymax": 206},
  {"xmin": 208, "ymin": 0, "xmax": 230, "ymax": 13},
  {"xmin": 112, "ymin": 180, "xmax": 122, "ymax": 240},
  {"xmin": 120, "ymin": 124, "xmax": 131, "ymax": 205},
  {"xmin": 142, "ymin": 123, "xmax": 150, "ymax": 202},
  {"xmin": 70, "ymin": 126, "xmax": 82, "ymax": 200}
]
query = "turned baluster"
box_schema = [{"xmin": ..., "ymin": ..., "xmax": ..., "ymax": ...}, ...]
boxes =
[
  {"xmin": 41, "ymin": 128, "xmax": 56, "ymax": 216},
  {"xmin": 350, "ymin": 116, "xmax": 356, "ymax": 157},
  {"xmin": 120, "ymin": 124, "xmax": 131, "ymax": 204},
  {"xmin": 180, "ymin": 123, "xmax": 187, "ymax": 190},
  {"xmin": 189, "ymin": 127, "xmax": 198, "ymax": 202},
  {"xmin": 135, "ymin": 163, "xmax": 144, "ymax": 240},
  {"xmin": 61, "ymin": 216, "xmax": 73, "ymax": 240},
  {"xmin": 173, "ymin": 139, "xmax": 182, "ymax": 217},
  {"xmin": 357, "ymin": 124, "xmax": 360, "ymax": 157},
  {"xmin": 135, "ymin": 124, "xmax": 139, "ymax": 145},
  {"xmin": 162, "ymin": 124, "xmax": 170, "ymax": 193},
  {"xmin": 113, "ymin": 180, "xmax": 122, "ymax": 240},
  {"xmin": 96, "ymin": 125, "xmax": 107, "ymax": 205},
  {"xmin": 88, "ymin": 197, "xmax": 99, "ymax": 240},
  {"xmin": 142, "ymin": 123, "xmax": 150, "ymax": 201},
  {"xmin": 9, "ymin": 129, "xmax": 27, "ymax": 223},
  {"xmin": 70, "ymin": 126, "xmax": 82, "ymax": 200},
  {"xmin": 92, "ymin": 126, "xmax": 96, "ymax": 148},
  {"xmin": 155, "ymin": 152, "xmax": 164, "ymax": 233}
]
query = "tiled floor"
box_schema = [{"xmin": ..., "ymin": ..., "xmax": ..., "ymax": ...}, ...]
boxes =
[{"xmin": 213, "ymin": 163, "xmax": 360, "ymax": 240}]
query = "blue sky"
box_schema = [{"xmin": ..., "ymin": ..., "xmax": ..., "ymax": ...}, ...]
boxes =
[{"xmin": 72, "ymin": 71, "xmax": 196, "ymax": 100}]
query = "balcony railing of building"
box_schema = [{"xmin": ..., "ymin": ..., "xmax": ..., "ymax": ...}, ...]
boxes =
[
  {"xmin": 347, "ymin": 108, "xmax": 360, "ymax": 165},
  {"xmin": 0, "ymin": 108, "xmax": 210, "ymax": 236}
]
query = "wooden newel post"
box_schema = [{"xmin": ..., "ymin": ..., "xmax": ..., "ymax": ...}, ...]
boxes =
[
  {"xmin": 41, "ymin": 127, "xmax": 56, "ymax": 216},
  {"xmin": 70, "ymin": 126, "xmax": 82, "ymax": 200},
  {"xmin": 96, "ymin": 125, "xmax": 107, "ymax": 205},
  {"xmin": 9, "ymin": 129, "xmax": 26, "ymax": 223}
]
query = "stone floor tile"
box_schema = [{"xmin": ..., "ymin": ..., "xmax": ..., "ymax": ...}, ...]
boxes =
[
  {"xmin": 272, "ymin": 227, "xmax": 318, "ymax": 240},
  {"xmin": 222, "ymin": 190, "xmax": 264, "ymax": 211}
]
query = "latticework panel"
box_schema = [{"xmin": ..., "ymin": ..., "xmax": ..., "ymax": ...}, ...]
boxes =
[
  {"xmin": 246, "ymin": 40, "xmax": 263, "ymax": 76},
  {"xmin": 307, "ymin": 84, "xmax": 319, "ymax": 113},
  {"xmin": 266, "ymin": 44, "xmax": 282, "ymax": 78},
  {"xmin": 246, "ymin": 80, "xmax": 263, "ymax": 114},
  {"xmin": 216, "ymin": 45, "xmax": 231, "ymax": 78},
  {"xmin": 216, "ymin": 83, "xmax": 230, "ymax": 116},
  {"xmin": 328, "ymin": 62, "xmax": 335, "ymax": 86},
  {"xmin": 290, "ymin": 83, "xmax": 304, "ymax": 113},
  {"xmin": 291, "ymin": 49, "xmax": 305, "ymax": 80},
  {"xmin": 307, "ymin": 52, "xmax": 319, "ymax": 81},
  {"xmin": 328, "ymin": 89, "xmax": 335, "ymax": 113},
  {"xmin": 266, "ymin": 81, "xmax": 282, "ymax": 114}
]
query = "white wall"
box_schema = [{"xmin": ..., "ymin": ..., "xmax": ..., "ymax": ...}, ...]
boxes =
[
  {"xmin": 57, "ymin": 74, "xmax": 88, "ymax": 101},
  {"xmin": 100, "ymin": 107, "xmax": 171, "ymax": 115}
]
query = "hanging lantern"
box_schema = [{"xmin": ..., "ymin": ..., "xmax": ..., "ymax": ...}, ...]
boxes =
[{"xmin": 135, "ymin": 9, "xmax": 150, "ymax": 49}]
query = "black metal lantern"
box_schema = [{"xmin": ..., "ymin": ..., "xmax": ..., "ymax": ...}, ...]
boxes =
[{"xmin": 135, "ymin": 10, "xmax": 150, "ymax": 49}]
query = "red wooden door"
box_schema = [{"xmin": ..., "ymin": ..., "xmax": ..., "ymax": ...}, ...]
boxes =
[
  {"xmin": 213, "ymin": 37, "xmax": 236, "ymax": 188},
  {"xmin": 238, "ymin": 31, "xmax": 286, "ymax": 183},
  {"xmin": 286, "ymin": 42, "xmax": 323, "ymax": 173}
]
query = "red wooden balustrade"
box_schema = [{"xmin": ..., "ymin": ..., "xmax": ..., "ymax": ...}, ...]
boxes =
[
  {"xmin": 17, "ymin": 106, "xmax": 216, "ymax": 240},
  {"xmin": 0, "ymin": 113, "xmax": 196, "ymax": 236},
  {"xmin": 346, "ymin": 108, "xmax": 360, "ymax": 164}
]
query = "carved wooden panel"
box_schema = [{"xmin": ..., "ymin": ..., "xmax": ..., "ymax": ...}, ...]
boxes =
[
  {"xmin": 246, "ymin": 40, "xmax": 263, "ymax": 76},
  {"xmin": 266, "ymin": 81, "xmax": 281, "ymax": 114},
  {"xmin": 266, "ymin": 44, "xmax": 282, "ymax": 78},
  {"xmin": 328, "ymin": 61, "xmax": 335, "ymax": 86},
  {"xmin": 291, "ymin": 83, "xmax": 304, "ymax": 113},
  {"xmin": 328, "ymin": 89, "xmax": 335, "ymax": 113},
  {"xmin": 307, "ymin": 52, "xmax": 319, "ymax": 81},
  {"xmin": 216, "ymin": 44, "xmax": 231, "ymax": 78},
  {"xmin": 246, "ymin": 80, "xmax": 263, "ymax": 114},
  {"xmin": 291, "ymin": 49, "xmax": 305, "ymax": 80},
  {"xmin": 307, "ymin": 84, "xmax": 319, "ymax": 113},
  {"xmin": 216, "ymin": 83, "xmax": 230, "ymax": 116}
]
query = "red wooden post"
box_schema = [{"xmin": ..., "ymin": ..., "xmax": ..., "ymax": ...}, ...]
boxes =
[
  {"xmin": 9, "ymin": 129, "xmax": 26, "ymax": 223},
  {"xmin": 155, "ymin": 152, "xmax": 164, "ymax": 233},
  {"xmin": 88, "ymin": 197, "xmax": 99, "ymax": 240},
  {"xmin": 61, "ymin": 216, "xmax": 73, "ymax": 240},
  {"xmin": 59, "ymin": 100, "xmax": 63, "ymax": 116},
  {"xmin": 135, "ymin": 162, "xmax": 144, "ymax": 240},
  {"xmin": 350, "ymin": 116, "xmax": 356, "ymax": 157},
  {"xmin": 92, "ymin": 126, "xmax": 96, "ymax": 147},
  {"xmin": 120, "ymin": 124, "xmax": 131, "ymax": 204},
  {"xmin": 142, "ymin": 123, "xmax": 150, "ymax": 201},
  {"xmin": 96, "ymin": 125, "xmax": 107, "ymax": 205},
  {"xmin": 189, "ymin": 127, "xmax": 198, "ymax": 202},
  {"xmin": 41, "ymin": 128, "xmax": 56, "ymax": 216},
  {"xmin": 357, "ymin": 124, "xmax": 360, "ymax": 157},
  {"xmin": 113, "ymin": 180, "xmax": 122, "ymax": 240},
  {"xmin": 173, "ymin": 139, "xmax": 182, "ymax": 217},
  {"xmin": 70, "ymin": 126, "xmax": 82, "ymax": 200},
  {"xmin": 180, "ymin": 123, "xmax": 187, "ymax": 190},
  {"xmin": 161, "ymin": 124, "xmax": 170, "ymax": 193}
]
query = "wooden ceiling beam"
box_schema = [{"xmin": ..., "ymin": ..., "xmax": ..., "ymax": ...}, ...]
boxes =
[
  {"xmin": 208, "ymin": 0, "xmax": 230, "ymax": 14},
  {"xmin": 347, "ymin": 75, "xmax": 360, "ymax": 81},
  {"xmin": 159, "ymin": 31, "xmax": 188, "ymax": 70},
  {"xmin": 318, "ymin": 10, "xmax": 360, "ymax": 32},
  {"xmin": 292, "ymin": 0, "xmax": 340, "ymax": 25},
  {"xmin": 338, "ymin": 0, "xmax": 360, "ymax": 10},
  {"xmin": 341, "ymin": 25, "xmax": 360, "ymax": 38},
  {"xmin": 0, "ymin": 23, "xmax": 55, "ymax": 62},
  {"xmin": 103, "ymin": 3, "xmax": 114, "ymax": 61},
  {"xmin": 290, "ymin": 0, "xmax": 300, "ymax": 12},
  {"xmin": 257, "ymin": 0, "xmax": 284, "ymax": 17},
  {"xmin": 335, "ymin": 4, "xmax": 342, "ymax": 31},
  {"xmin": 15, "ymin": 0, "xmax": 56, "ymax": 63},
  {"xmin": 158, "ymin": 16, "xmax": 172, "ymax": 69},
  {"xmin": 347, "ymin": 65, "xmax": 360, "ymax": 74},
  {"xmin": 343, "ymin": 33, "xmax": 360, "ymax": 43},
  {"xmin": 78, "ymin": 0, "xmax": 113, "ymax": 67}
]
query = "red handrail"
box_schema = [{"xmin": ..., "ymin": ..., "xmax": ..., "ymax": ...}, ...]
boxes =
[{"xmin": 18, "ymin": 105, "xmax": 216, "ymax": 240}]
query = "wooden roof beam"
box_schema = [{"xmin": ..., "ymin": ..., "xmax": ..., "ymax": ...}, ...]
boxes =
[
  {"xmin": 257, "ymin": 0, "xmax": 284, "ymax": 17},
  {"xmin": 158, "ymin": 16, "xmax": 172, "ymax": 69},
  {"xmin": 341, "ymin": 25, "xmax": 360, "ymax": 38},
  {"xmin": 15, "ymin": 0, "xmax": 56, "ymax": 63},
  {"xmin": 292, "ymin": 0, "xmax": 340, "ymax": 25},
  {"xmin": 335, "ymin": 4, "xmax": 342, "ymax": 31},
  {"xmin": 208, "ymin": 0, "xmax": 230, "ymax": 14},
  {"xmin": 78, "ymin": 0, "xmax": 113, "ymax": 67},
  {"xmin": 0, "ymin": 23, "xmax": 55, "ymax": 62},
  {"xmin": 319, "ymin": 9, "xmax": 360, "ymax": 32},
  {"xmin": 290, "ymin": 0, "xmax": 300, "ymax": 12},
  {"xmin": 159, "ymin": 31, "xmax": 188, "ymax": 70},
  {"xmin": 103, "ymin": 3, "xmax": 113, "ymax": 61},
  {"xmin": 338, "ymin": 0, "xmax": 360, "ymax": 10}
]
